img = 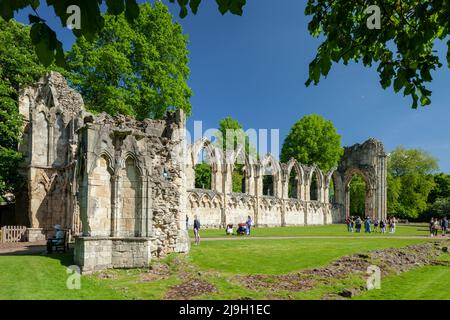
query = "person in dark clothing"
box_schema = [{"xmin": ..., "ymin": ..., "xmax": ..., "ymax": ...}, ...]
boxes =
[
  {"xmin": 193, "ymin": 215, "xmax": 201, "ymax": 245},
  {"xmin": 441, "ymin": 216, "xmax": 448, "ymax": 236}
]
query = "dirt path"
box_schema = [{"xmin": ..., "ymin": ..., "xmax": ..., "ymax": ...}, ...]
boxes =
[
  {"xmin": 196, "ymin": 235, "xmax": 450, "ymax": 241},
  {"xmin": 0, "ymin": 241, "xmax": 46, "ymax": 255}
]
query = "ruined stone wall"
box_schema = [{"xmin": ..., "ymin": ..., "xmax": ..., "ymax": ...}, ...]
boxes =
[
  {"xmin": 17, "ymin": 72, "xmax": 84, "ymax": 239},
  {"xmin": 185, "ymin": 138, "xmax": 387, "ymax": 227},
  {"xmin": 18, "ymin": 72, "xmax": 190, "ymax": 272}
]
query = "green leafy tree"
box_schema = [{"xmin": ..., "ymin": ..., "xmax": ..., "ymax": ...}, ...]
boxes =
[
  {"xmin": 387, "ymin": 146, "xmax": 438, "ymax": 219},
  {"xmin": 349, "ymin": 175, "xmax": 366, "ymax": 216},
  {"xmin": 194, "ymin": 163, "xmax": 211, "ymax": 189},
  {"xmin": 65, "ymin": 2, "xmax": 192, "ymax": 119},
  {"xmin": 305, "ymin": 0, "xmax": 450, "ymax": 108},
  {"xmin": 0, "ymin": 0, "xmax": 246, "ymax": 67},
  {"xmin": 0, "ymin": 18, "xmax": 49, "ymax": 197},
  {"xmin": 428, "ymin": 198, "xmax": 450, "ymax": 218},
  {"xmin": 281, "ymin": 114, "xmax": 343, "ymax": 171},
  {"xmin": 214, "ymin": 116, "xmax": 256, "ymax": 193},
  {"xmin": 214, "ymin": 117, "xmax": 256, "ymax": 156},
  {"xmin": 428, "ymin": 173, "xmax": 450, "ymax": 204}
]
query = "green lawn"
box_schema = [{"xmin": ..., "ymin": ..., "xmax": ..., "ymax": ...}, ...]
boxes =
[
  {"xmin": 0, "ymin": 237, "xmax": 435, "ymax": 300},
  {"xmin": 354, "ymin": 254, "xmax": 450, "ymax": 300},
  {"xmin": 189, "ymin": 238, "xmax": 429, "ymax": 275},
  {"xmin": 0, "ymin": 253, "xmax": 125, "ymax": 299},
  {"xmin": 191, "ymin": 223, "xmax": 430, "ymax": 238}
]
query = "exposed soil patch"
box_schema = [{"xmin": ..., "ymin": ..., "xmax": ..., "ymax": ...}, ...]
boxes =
[
  {"xmin": 139, "ymin": 262, "xmax": 172, "ymax": 282},
  {"xmin": 235, "ymin": 241, "xmax": 449, "ymax": 298},
  {"xmin": 165, "ymin": 278, "xmax": 218, "ymax": 300}
]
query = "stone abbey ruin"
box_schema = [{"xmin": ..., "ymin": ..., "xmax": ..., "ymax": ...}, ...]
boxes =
[{"xmin": 13, "ymin": 72, "xmax": 387, "ymax": 272}]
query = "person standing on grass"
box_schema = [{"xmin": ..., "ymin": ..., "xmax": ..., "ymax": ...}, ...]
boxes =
[
  {"xmin": 246, "ymin": 215, "xmax": 253, "ymax": 235},
  {"xmin": 390, "ymin": 217, "xmax": 396, "ymax": 234},
  {"xmin": 380, "ymin": 219, "xmax": 386, "ymax": 234},
  {"xmin": 433, "ymin": 218, "xmax": 440, "ymax": 237},
  {"xmin": 193, "ymin": 215, "xmax": 201, "ymax": 245},
  {"xmin": 373, "ymin": 218, "xmax": 379, "ymax": 233},
  {"xmin": 364, "ymin": 217, "xmax": 372, "ymax": 233},
  {"xmin": 345, "ymin": 216, "xmax": 352, "ymax": 232},
  {"xmin": 355, "ymin": 216, "xmax": 362, "ymax": 233},
  {"xmin": 442, "ymin": 217, "xmax": 449, "ymax": 236},
  {"xmin": 430, "ymin": 217, "xmax": 435, "ymax": 237}
]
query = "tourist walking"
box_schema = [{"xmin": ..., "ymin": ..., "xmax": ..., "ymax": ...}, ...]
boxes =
[
  {"xmin": 389, "ymin": 217, "xmax": 396, "ymax": 234},
  {"xmin": 380, "ymin": 219, "xmax": 386, "ymax": 234},
  {"xmin": 373, "ymin": 218, "xmax": 379, "ymax": 233},
  {"xmin": 345, "ymin": 216, "xmax": 353, "ymax": 232},
  {"xmin": 441, "ymin": 216, "xmax": 449, "ymax": 236},
  {"xmin": 186, "ymin": 215, "xmax": 189, "ymax": 230},
  {"xmin": 193, "ymin": 215, "xmax": 201, "ymax": 245},
  {"xmin": 355, "ymin": 217, "xmax": 362, "ymax": 233},
  {"xmin": 364, "ymin": 217, "xmax": 372, "ymax": 233},
  {"xmin": 430, "ymin": 218, "xmax": 435, "ymax": 237},
  {"xmin": 432, "ymin": 218, "xmax": 439, "ymax": 237},
  {"xmin": 246, "ymin": 215, "xmax": 253, "ymax": 235}
]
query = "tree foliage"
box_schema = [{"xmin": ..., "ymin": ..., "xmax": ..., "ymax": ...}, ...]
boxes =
[
  {"xmin": 281, "ymin": 114, "xmax": 343, "ymax": 171},
  {"xmin": 305, "ymin": 0, "xmax": 450, "ymax": 108},
  {"xmin": 194, "ymin": 163, "xmax": 211, "ymax": 189},
  {"xmin": 0, "ymin": 18, "xmax": 49, "ymax": 196},
  {"xmin": 214, "ymin": 116, "xmax": 256, "ymax": 157},
  {"xmin": 65, "ymin": 2, "xmax": 192, "ymax": 119},
  {"xmin": 387, "ymin": 146, "xmax": 438, "ymax": 219},
  {"xmin": 0, "ymin": 0, "xmax": 246, "ymax": 67},
  {"xmin": 428, "ymin": 173, "xmax": 450, "ymax": 204},
  {"xmin": 349, "ymin": 174, "xmax": 366, "ymax": 217}
]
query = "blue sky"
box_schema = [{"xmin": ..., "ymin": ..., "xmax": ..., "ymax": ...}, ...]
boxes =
[{"xmin": 14, "ymin": 0, "xmax": 450, "ymax": 171}]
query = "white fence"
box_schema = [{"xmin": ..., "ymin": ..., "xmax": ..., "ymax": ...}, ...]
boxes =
[{"xmin": 0, "ymin": 226, "xmax": 27, "ymax": 243}]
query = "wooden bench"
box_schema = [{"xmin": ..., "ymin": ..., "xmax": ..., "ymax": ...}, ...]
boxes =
[{"xmin": 47, "ymin": 230, "xmax": 70, "ymax": 253}]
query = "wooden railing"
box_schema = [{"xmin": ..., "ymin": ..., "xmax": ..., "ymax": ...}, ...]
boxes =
[{"xmin": 1, "ymin": 226, "xmax": 27, "ymax": 243}]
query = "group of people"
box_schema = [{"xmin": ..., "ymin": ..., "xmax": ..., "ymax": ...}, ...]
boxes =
[
  {"xmin": 429, "ymin": 216, "xmax": 448, "ymax": 237},
  {"xmin": 226, "ymin": 216, "xmax": 253, "ymax": 236},
  {"xmin": 345, "ymin": 216, "xmax": 398, "ymax": 234},
  {"xmin": 187, "ymin": 215, "xmax": 253, "ymax": 246}
]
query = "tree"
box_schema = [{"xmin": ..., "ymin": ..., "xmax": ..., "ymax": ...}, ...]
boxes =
[
  {"xmin": 349, "ymin": 174, "xmax": 366, "ymax": 216},
  {"xmin": 0, "ymin": 18, "xmax": 49, "ymax": 198},
  {"xmin": 305, "ymin": 0, "xmax": 449, "ymax": 108},
  {"xmin": 428, "ymin": 198, "xmax": 450, "ymax": 219},
  {"xmin": 428, "ymin": 173, "xmax": 450, "ymax": 204},
  {"xmin": 214, "ymin": 117, "xmax": 256, "ymax": 156},
  {"xmin": 387, "ymin": 146, "xmax": 438, "ymax": 219},
  {"xmin": 215, "ymin": 116, "xmax": 257, "ymax": 193},
  {"xmin": 0, "ymin": 0, "xmax": 246, "ymax": 67},
  {"xmin": 281, "ymin": 114, "xmax": 343, "ymax": 171},
  {"xmin": 65, "ymin": 2, "xmax": 192, "ymax": 119},
  {"xmin": 194, "ymin": 162, "xmax": 212, "ymax": 189}
]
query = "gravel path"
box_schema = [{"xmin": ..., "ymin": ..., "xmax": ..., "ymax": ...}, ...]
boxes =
[{"xmin": 194, "ymin": 235, "xmax": 450, "ymax": 241}]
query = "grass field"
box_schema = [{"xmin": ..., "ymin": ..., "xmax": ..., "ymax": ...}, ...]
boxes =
[
  {"xmin": 0, "ymin": 225, "xmax": 448, "ymax": 300},
  {"xmin": 189, "ymin": 238, "xmax": 429, "ymax": 275},
  {"xmin": 190, "ymin": 223, "xmax": 431, "ymax": 238},
  {"xmin": 354, "ymin": 255, "xmax": 450, "ymax": 300}
]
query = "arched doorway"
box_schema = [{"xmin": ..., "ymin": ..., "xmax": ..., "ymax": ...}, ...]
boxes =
[
  {"xmin": 344, "ymin": 170, "xmax": 373, "ymax": 219},
  {"xmin": 310, "ymin": 171, "xmax": 319, "ymax": 201},
  {"xmin": 232, "ymin": 164, "xmax": 246, "ymax": 193},
  {"xmin": 348, "ymin": 173, "xmax": 366, "ymax": 218}
]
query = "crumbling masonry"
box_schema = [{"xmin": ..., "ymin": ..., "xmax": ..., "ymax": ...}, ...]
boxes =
[{"xmin": 15, "ymin": 72, "xmax": 387, "ymax": 272}]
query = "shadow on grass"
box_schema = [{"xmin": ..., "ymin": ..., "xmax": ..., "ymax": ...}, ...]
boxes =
[{"xmin": 0, "ymin": 244, "xmax": 75, "ymax": 268}]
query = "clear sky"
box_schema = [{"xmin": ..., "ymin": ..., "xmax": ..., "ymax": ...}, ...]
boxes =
[{"xmin": 14, "ymin": 0, "xmax": 450, "ymax": 171}]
